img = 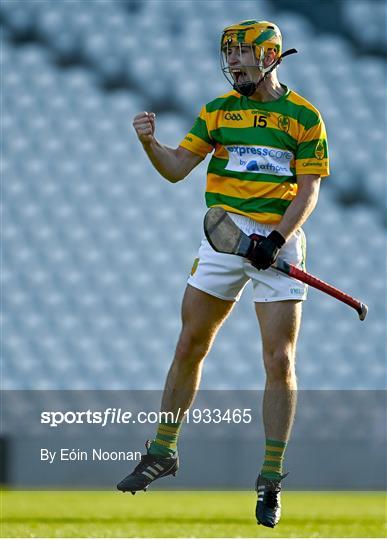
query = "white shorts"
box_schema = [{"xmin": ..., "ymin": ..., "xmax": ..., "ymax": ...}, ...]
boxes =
[{"xmin": 187, "ymin": 212, "xmax": 308, "ymax": 303}]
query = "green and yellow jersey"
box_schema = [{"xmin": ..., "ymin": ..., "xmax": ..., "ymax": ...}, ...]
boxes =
[{"xmin": 179, "ymin": 86, "xmax": 329, "ymax": 224}]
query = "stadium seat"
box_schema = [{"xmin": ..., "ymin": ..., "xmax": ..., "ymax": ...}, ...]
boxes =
[
  {"xmin": 2, "ymin": 3, "xmax": 385, "ymax": 392},
  {"xmin": 341, "ymin": 0, "xmax": 387, "ymax": 52}
]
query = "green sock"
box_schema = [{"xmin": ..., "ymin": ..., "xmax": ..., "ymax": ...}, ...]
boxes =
[
  {"xmin": 260, "ymin": 438, "xmax": 287, "ymax": 480},
  {"xmin": 148, "ymin": 422, "xmax": 182, "ymax": 457}
]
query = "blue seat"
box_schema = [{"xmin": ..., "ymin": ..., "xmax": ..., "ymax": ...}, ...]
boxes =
[{"xmin": 2, "ymin": 5, "xmax": 385, "ymax": 391}]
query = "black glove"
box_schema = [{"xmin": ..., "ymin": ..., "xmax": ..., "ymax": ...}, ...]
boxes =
[{"xmin": 248, "ymin": 231, "xmax": 286, "ymax": 270}]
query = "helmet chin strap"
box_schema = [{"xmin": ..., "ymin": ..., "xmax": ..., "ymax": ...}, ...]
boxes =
[
  {"xmin": 233, "ymin": 48, "xmax": 297, "ymax": 97},
  {"xmin": 232, "ymin": 81, "xmax": 257, "ymax": 97}
]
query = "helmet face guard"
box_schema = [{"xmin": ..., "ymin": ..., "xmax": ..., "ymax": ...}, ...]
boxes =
[{"xmin": 220, "ymin": 20, "xmax": 284, "ymax": 96}]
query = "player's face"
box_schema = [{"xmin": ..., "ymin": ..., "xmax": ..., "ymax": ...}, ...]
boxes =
[{"xmin": 225, "ymin": 44, "xmax": 262, "ymax": 84}]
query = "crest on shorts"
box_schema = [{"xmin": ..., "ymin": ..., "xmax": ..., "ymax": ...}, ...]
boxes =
[
  {"xmin": 190, "ymin": 258, "xmax": 199, "ymax": 276},
  {"xmin": 278, "ymin": 115, "xmax": 290, "ymax": 133}
]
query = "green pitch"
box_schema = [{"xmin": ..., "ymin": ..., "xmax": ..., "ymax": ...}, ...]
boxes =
[{"xmin": 1, "ymin": 490, "xmax": 385, "ymax": 538}]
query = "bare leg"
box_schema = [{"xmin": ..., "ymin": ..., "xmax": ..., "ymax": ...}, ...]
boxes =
[
  {"xmin": 116, "ymin": 285, "xmax": 234, "ymax": 491},
  {"xmin": 255, "ymin": 300, "xmax": 302, "ymax": 441},
  {"xmin": 160, "ymin": 284, "xmax": 234, "ymax": 418}
]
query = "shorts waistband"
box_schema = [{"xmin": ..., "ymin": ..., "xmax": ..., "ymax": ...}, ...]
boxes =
[{"xmin": 227, "ymin": 212, "xmax": 277, "ymax": 236}]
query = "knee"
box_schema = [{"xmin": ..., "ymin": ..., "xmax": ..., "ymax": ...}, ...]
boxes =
[
  {"xmin": 174, "ymin": 328, "xmax": 210, "ymax": 365},
  {"xmin": 264, "ymin": 348, "xmax": 296, "ymax": 383}
]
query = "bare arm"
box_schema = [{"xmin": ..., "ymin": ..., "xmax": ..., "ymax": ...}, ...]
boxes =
[
  {"xmin": 133, "ymin": 112, "xmax": 204, "ymax": 182},
  {"xmin": 276, "ymin": 174, "xmax": 321, "ymax": 240},
  {"xmin": 142, "ymin": 141, "xmax": 203, "ymax": 182}
]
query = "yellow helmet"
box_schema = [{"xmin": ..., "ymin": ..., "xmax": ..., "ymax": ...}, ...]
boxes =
[
  {"xmin": 221, "ymin": 20, "xmax": 282, "ymax": 62},
  {"xmin": 220, "ymin": 20, "xmax": 296, "ymax": 96}
]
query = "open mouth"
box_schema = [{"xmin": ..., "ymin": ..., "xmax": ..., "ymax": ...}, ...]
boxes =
[{"xmin": 231, "ymin": 68, "xmax": 247, "ymax": 83}]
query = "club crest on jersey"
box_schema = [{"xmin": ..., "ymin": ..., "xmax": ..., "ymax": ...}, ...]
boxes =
[
  {"xmin": 278, "ymin": 115, "xmax": 290, "ymax": 133},
  {"xmin": 224, "ymin": 112, "xmax": 243, "ymax": 121},
  {"xmin": 315, "ymin": 139, "xmax": 325, "ymax": 160}
]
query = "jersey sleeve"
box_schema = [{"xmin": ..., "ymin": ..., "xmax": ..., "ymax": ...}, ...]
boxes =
[
  {"xmin": 295, "ymin": 112, "xmax": 330, "ymax": 177},
  {"xmin": 179, "ymin": 105, "xmax": 215, "ymax": 158}
]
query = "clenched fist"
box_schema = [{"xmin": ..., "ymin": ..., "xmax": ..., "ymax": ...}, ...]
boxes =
[{"xmin": 132, "ymin": 111, "xmax": 156, "ymax": 144}]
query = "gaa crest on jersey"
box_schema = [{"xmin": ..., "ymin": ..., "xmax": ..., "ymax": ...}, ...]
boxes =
[
  {"xmin": 315, "ymin": 139, "xmax": 325, "ymax": 160},
  {"xmin": 224, "ymin": 112, "xmax": 243, "ymax": 121},
  {"xmin": 278, "ymin": 115, "xmax": 290, "ymax": 133}
]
